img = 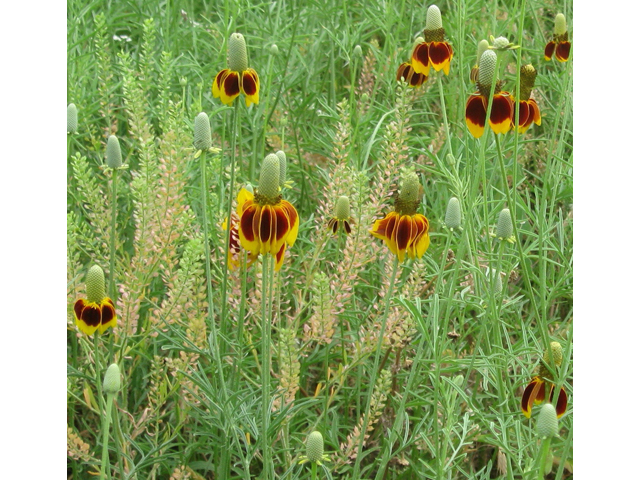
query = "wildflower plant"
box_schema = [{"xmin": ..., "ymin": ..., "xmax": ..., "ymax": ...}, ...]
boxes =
[
  {"xmin": 73, "ymin": 265, "xmax": 116, "ymax": 335},
  {"xmin": 545, "ymin": 13, "xmax": 571, "ymax": 62},
  {"xmin": 212, "ymin": 32, "xmax": 260, "ymax": 106}
]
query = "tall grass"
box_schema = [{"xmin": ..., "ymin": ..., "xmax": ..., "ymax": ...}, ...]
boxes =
[{"xmin": 67, "ymin": 0, "xmax": 573, "ymax": 478}]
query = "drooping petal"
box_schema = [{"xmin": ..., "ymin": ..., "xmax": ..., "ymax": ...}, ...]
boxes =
[
  {"xmin": 428, "ymin": 42, "xmax": 453, "ymax": 75},
  {"xmin": 236, "ymin": 188, "xmax": 254, "ymax": 215},
  {"xmin": 212, "ymin": 69, "xmax": 230, "ymax": 99},
  {"xmin": 274, "ymin": 242, "xmax": 287, "ymax": 271},
  {"xmin": 74, "ymin": 299, "xmax": 101, "ymax": 335},
  {"xmin": 465, "ymin": 93, "xmax": 487, "ymax": 138},
  {"xmin": 257, "ymin": 205, "xmax": 275, "ymax": 255},
  {"xmin": 394, "ymin": 215, "xmax": 416, "ymax": 262},
  {"xmin": 396, "ymin": 62, "xmax": 427, "ymax": 87},
  {"xmin": 410, "ymin": 214, "xmax": 430, "ymax": 259},
  {"xmin": 544, "ymin": 42, "xmax": 556, "ymax": 61},
  {"xmin": 555, "ymin": 41, "xmax": 571, "ymax": 62},
  {"xmin": 98, "ymin": 298, "xmax": 117, "ymax": 333},
  {"xmin": 371, "ymin": 212, "xmax": 399, "ymax": 255},
  {"xmin": 241, "ymin": 68, "xmax": 260, "ymax": 106},
  {"xmin": 489, "ymin": 93, "xmax": 514, "ymax": 135},
  {"xmin": 239, "ymin": 203, "xmax": 261, "ymax": 255},
  {"xmin": 411, "ymin": 43, "xmax": 431, "ymax": 76},
  {"xmin": 513, "ymin": 99, "xmax": 532, "ymax": 133},
  {"xmin": 215, "ymin": 70, "xmax": 241, "ymax": 105},
  {"xmin": 328, "ymin": 218, "xmax": 338, "ymax": 234},
  {"xmin": 529, "ymin": 99, "xmax": 542, "ymax": 126},
  {"xmin": 343, "ymin": 220, "xmax": 351, "ymax": 235},
  {"xmin": 281, "ymin": 200, "xmax": 299, "ymax": 246},
  {"xmin": 550, "ymin": 384, "xmax": 568, "ymax": 418},
  {"xmin": 270, "ymin": 204, "xmax": 291, "ymax": 256},
  {"xmin": 521, "ymin": 377, "xmax": 545, "ymax": 418}
]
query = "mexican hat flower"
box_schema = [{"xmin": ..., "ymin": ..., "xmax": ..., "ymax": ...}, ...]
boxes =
[
  {"xmin": 410, "ymin": 5, "xmax": 454, "ymax": 77},
  {"xmin": 465, "ymin": 49, "xmax": 514, "ymax": 138},
  {"xmin": 396, "ymin": 61, "xmax": 428, "ymax": 88},
  {"xmin": 512, "ymin": 64, "xmax": 541, "ymax": 133},
  {"xmin": 370, "ymin": 170, "xmax": 430, "ymax": 262},
  {"xmin": 73, "ymin": 265, "xmax": 117, "ymax": 335},
  {"xmin": 327, "ymin": 195, "xmax": 353, "ymax": 234},
  {"xmin": 544, "ymin": 13, "xmax": 571, "ymax": 62},
  {"xmin": 236, "ymin": 154, "xmax": 299, "ymax": 271},
  {"xmin": 521, "ymin": 341, "xmax": 568, "ymax": 418},
  {"xmin": 212, "ymin": 33, "xmax": 260, "ymax": 107}
]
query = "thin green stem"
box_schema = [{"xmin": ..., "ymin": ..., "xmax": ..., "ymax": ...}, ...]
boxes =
[
  {"xmin": 108, "ymin": 168, "xmax": 118, "ymax": 301},
  {"xmin": 261, "ymin": 254, "xmax": 274, "ymax": 480},
  {"xmin": 537, "ymin": 437, "xmax": 552, "ymax": 480},
  {"xmin": 437, "ymin": 75, "xmax": 453, "ymax": 158},
  {"xmin": 351, "ymin": 257, "xmax": 400, "ymax": 480},
  {"xmin": 99, "ymin": 392, "xmax": 115, "ymax": 480}
]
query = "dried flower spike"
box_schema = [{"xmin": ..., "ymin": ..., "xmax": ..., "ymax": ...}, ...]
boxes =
[
  {"xmin": 212, "ymin": 33, "xmax": 260, "ymax": 106},
  {"xmin": 73, "ymin": 265, "xmax": 117, "ymax": 335}
]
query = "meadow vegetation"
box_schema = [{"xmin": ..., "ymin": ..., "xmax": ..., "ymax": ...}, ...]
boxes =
[{"xmin": 67, "ymin": 0, "xmax": 573, "ymax": 478}]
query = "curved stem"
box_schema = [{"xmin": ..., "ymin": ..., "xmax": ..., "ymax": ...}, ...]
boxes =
[{"xmin": 99, "ymin": 392, "xmax": 115, "ymax": 480}]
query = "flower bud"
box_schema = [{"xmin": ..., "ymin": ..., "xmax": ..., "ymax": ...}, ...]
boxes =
[
  {"xmin": 228, "ymin": 33, "xmax": 248, "ymax": 72},
  {"xmin": 478, "ymin": 50, "xmax": 497, "ymax": 89},
  {"xmin": 425, "ymin": 5, "xmax": 443, "ymax": 30},
  {"xmin": 106, "ymin": 135, "xmax": 122, "ymax": 169},
  {"xmin": 67, "ymin": 103, "xmax": 78, "ymax": 134},
  {"xmin": 353, "ymin": 44, "xmax": 362, "ymax": 58},
  {"xmin": 258, "ymin": 154, "xmax": 281, "ymax": 201},
  {"xmin": 536, "ymin": 403, "xmax": 559, "ymax": 438},
  {"xmin": 490, "ymin": 268, "xmax": 502, "ymax": 295},
  {"xmin": 492, "ymin": 36, "xmax": 510, "ymax": 50},
  {"xmin": 86, "ymin": 265, "xmax": 107, "ymax": 304},
  {"xmin": 452, "ymin": 374, "xmax": 464, "ymax": 387},
  {"xmin": 334, "ymin": 196, "xmax": 350, "ymax": 220},
  {"xmin": 496, "ymin": 208, "xmax": 513, "ymax": 240},
  {"xmin": 276, "ymin": 150, "xmax": 287, "ymax": 188},
  {"xmin": 554, "ymin": 13, "xmax": 567, "ymax": 36},
  {"xmin": 194, "ymin": 112, "xmax": 212, "ymax": 151},
  {"xmin": 445, "ymin": 197, "xmax": 461, "ymax": 229},
  {"xmin": 103, "ymin": 363, "xmax": 121, "ymax": 395},
  {"xmin": 179, "ymin": 77, "xmax": 187, "ymax": 86},
  {"xmin": 306, "ymin": 431, "xmax": 324, "ymax": 463},
  {"xmin": 269, "ymin": 44, "xmax": 279, "ymax": 56}
]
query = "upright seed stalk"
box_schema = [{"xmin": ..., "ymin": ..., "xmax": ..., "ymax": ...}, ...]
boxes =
[{"xmin": 261, "ymin": 254, "xmax": 275, "ymax": 480}]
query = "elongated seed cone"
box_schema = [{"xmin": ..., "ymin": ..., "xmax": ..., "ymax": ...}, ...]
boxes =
[
  {"xmin": 194, "ymin": 112, "xmax": 212, "ymax": 151},
  {"xmin": 519, "ymin": 65, "xmax": 537, "ymax": 101},
  {"xmin": 276, "ymin": 150, "xmax": 287, "ymax": 187},
  {"xmin": 398, "ymin": 171, "xmax": 420, "ymax": 204},
  {"xmin": 537, "ymin": 403, "xmax": 559, "ymax": 438},
  {"xmin": 543, "ymin": 341, "xmax": 563, "ymax": 367},
  {"xmin": 306, "ymin": 431, "xmax": 324, "ymax": 463},
  {"xmin": 86, "ymin": 265, "xmax": 107, "ymax": 304},
  {"xmin": 478, "ymin": 50, "xmax": 497, "ymax": 88},
  {"xmin": 228, "ymin": 33, "xmax": 248, "ymax": 72},
  {"xmin": 554, "ymin": 13, "xmax": 567, "ymax": 35},
  {"xmin": 445, "ymin": 197, "xmax": 461, "ymax": 229},
  {"xmin": 496, "ymin": 208, "xmax": 513, "ymax": 239},
  {"xmin": 335, "ymin": 195, "xmax": 350, "ymax": 220},
  {"xmin": 67, "ymin": 103, "xmax": 78, "ymax": 134},
  {"xmin": 258, "ymin": 154, "xmax": 281, "ymax": 201},
  {"xmin": 103, "ymin": 363, "xmax": 121, "ymax": 395},
  {"xmin": 426, "ymin": 5, "xmax": 443, "ymax": 30},
  {"xmin": 106, "ymin": 135, "xmax": 122, "ymax": 169},
  {"xmin": 475, "ymin": 39, "xmax": 489, "ymax": 66}
]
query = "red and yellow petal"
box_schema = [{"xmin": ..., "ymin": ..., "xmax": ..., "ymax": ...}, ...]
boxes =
[
  {"xmin": 411, "ymin": 43, "xmax": 431, "ymax": 76},
  {"xmin": 550, "ymin": 384, "xmax": 568, "ymax": 418},
  {"xmin": 396, "ymin": 62, "xmax": 427, "ymax": 87},
  {"xmin": 212, "ymin": 69, "xmax": 241, "ymax": 105},
  {"xmin": 394, "ymin": 215, "xmax": 416, "ymax": 262},
  {"xmin": 465, "ymin": 93, "xmax": 487, "ymax": 138},
  {"xmin": 409, "ymin": 214, "xmax": 430, "ymax": 259},
  {"xmin": 544, "ymin": 41, "xmax": 555, "ymax": 61},
  {"xmin": 428, "ymin": 42, "xmax": 453, "ymax": 75},
  {"xmin": 74, "ymin": 299, "xmax": 101, "ymax": 335},
  {"xmin": 274, "ymin": 242, "xmax": 287, "ymax": 271},
  {"xmin": 239, "ymin": 203, "xmax": 261, "ymax": 255},
  {"xmin": 98, "ymin": 298, "xmax": 117, "ymax": 333},
  {"xmin": 241, "ymin": 68, "xmax": 260, "ymax": 106},
  {"xmin": 236, "ymin": 188, "xmax": 254, "ymax": 216},
  {"xmin": 489, "ymin": 93, "xmax": 514, "ymax": 135},
  {"xmin": 521, "ymin": 377, "xmax": 546, "ymax": 418},
  {"xmin": 371, "ymin": 212, "xmax": 399, "ymax": 255},
  {"xmin": 280, "ymin": 200, "xmax": 299, "ymax": 247},
  {"xmin": 529, "ymin": 99, "xmax": 542, "ymax": 126},
  {"xmin": 555, "ymin": 41, "xmax": 571, "ymax": 62}
]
